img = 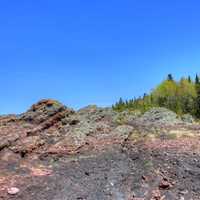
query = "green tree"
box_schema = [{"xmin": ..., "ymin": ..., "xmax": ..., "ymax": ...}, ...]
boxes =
[
  {"xmin": 178, "ymin": 78, "xmax": 197, "ymax": 114},
  {"xmin": 151, "ymin": 79, "xmax": 179, "ymax": 112},
  {"xmin": 112, "ymin": 73, "xmax": 200, "ymax": 119},
  {"xmin": 188, "ymin": 76, "xmax": 192, "ymax": 83},
  {"xmin": 195, "ymin": 74, "xmax": 200, "ymax": 117},
  {"xmin": 167, "ymin": 74, "xmax": 174, "ymax": 81},
  {"xmin": 113, "ymin": 97, "xmax": 126, "ymax": 111},
  {"xmin": 195, "ymin": 74, "xmax": 200, "ymax": 85},
  {"xmin": 195, "ymin": 86, "xmax": 200, "ymax": 118}
]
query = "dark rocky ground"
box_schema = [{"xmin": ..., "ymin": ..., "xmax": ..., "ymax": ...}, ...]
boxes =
[{"xmin": 1, "ymin": 99, "xmax": 200, "ymax": 200}]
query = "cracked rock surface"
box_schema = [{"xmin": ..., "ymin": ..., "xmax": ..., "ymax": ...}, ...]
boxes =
[{"xmin": 1, "ymin": 99, "xmax": 200, "ymax": 200}]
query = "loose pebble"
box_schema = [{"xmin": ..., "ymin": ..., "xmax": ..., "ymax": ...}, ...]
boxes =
[{"xmin": 7, "ymin": 187, "xmax": 20, "ymax": 195}]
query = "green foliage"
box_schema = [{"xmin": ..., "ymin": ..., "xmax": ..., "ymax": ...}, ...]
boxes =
[
  {"xmin": 151, "ymin": 79, "xmax": 179, "ymax": 112},
  {"xmin": 195, "ymin": 74, "xmax": 200, "ymax": 85},
  {"xmin": 113, "ymin": 74, "xmax": 200, "ymax": 118},
  {"xmin": 177, "ymin": 78, "xmax": 197, "ymax": 115},
  {"xmin": 112, "ymin": 97, "xmax": 126, "ymax": 112},
  {"xmin": 188, "ymin": 76, "xmax": 192, "ymax": 83},
  {"xmin": 195, "ymin": 76, "xmax": 200, "ymax": 118},
  {"xmin": 113, "ymin": 95, "xmax": 154, "ymax": 114}
]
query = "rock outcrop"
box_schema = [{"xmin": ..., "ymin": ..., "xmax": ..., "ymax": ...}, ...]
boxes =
[
  {"xmin": 0, "ymin": 100, "xmax": 200, "ymax": 200},
  {"xmin": 181, "ymin": 113, "xmax": 195, "ymax": 124},
  {"xmin": 20, "ymin": 99, "xmax": 74, "ymax": 124},
  {"xmin": 138, "ymin": 107, "xmax": 182, "ymax": 125}
]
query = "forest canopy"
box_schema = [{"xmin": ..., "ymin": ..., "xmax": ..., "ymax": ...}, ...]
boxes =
[{"xmin": 113, "ymin": 74, "xmax": 200, "ymax": 118}]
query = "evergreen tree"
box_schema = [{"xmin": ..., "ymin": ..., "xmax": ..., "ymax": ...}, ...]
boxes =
[
  {"xmin": 195, "ymin": 74, "xmax": 200, "ymax": 117},
  {"xmin": 143, "ymin": 93, "xmax": 147, "ymax": 99},
  {"xmin": 188, "ymin": 76, "xmax": 192, "ymax": 83},
  {"xmin": 196, "ymin": 85, "xmax": 200, "ymax": 118},
  {"xmin": 167, "ymin": 74, "xmax": 174, "ymax": 81},
  {"xmin": 112, "ymin": 73, "xmax": 200, "ymax": 118},
  {"xmin": 195, "ymin": 74, "xmax": 199, "ymax": 85},
  {"xmin": 178, "ymin": 78, "xmax": 197, "ymax": 115},
  {"xmin": 118, "ymin": 97, "xmax": 123, "ymax": 104}
]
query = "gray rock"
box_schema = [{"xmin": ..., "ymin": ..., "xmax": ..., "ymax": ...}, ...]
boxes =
[
  {"xmin": 114, "ymin": 110, "xmax": 142, "ymax": 124},
  {"xmin": 111, "ymin": 125, "xmax": 134, "ymax": 139},
  {"xmin": 77, "ymin": 105, "xmax": 98, "ymax": 115},
  {"xmin": 181, "ymin": 114, "xmax": 195, "ymax": 124},
  {"xmin": 139, "ymin": 107, "xmax": 181, "ymax": 125},
  {"xmin": 77, "ymin": 105, "xmax": 117, "ymax": 123}
]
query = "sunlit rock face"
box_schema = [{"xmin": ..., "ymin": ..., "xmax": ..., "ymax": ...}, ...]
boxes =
[{"xmin": 0, "ymin": 100, "xmax": 200, "ymax": 199}]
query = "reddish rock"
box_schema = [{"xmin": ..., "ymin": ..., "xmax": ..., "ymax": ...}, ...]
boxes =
[
  {"xmin": 159, "ymin": 179, "xmax": 172, "ymax": 190},
  {"xmin": 10, "ymin": 136, "xmax": 45, "ymax": 154}
]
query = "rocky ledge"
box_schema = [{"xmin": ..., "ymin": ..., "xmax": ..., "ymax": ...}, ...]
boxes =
[{"xmin": 1, "ymin": 99, "xmax": 200, "ymax": 200}]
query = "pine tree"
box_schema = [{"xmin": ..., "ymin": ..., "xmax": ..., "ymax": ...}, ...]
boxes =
[
  {"xmin": 113, "ymin": 97, "xmax": 126, "ymax": 111},
  {"xmin": 143, "ymin": 93, "xmax": 147, "ymax": 99},
  {"xmin": 167, "ymin": 74, "xmax": 174, "ymax": 81},
  {"xmin": 188, "ymin": 76, "xmax": 192, "ymax": 83},
  {"xmin": 112, "ymin": 73, "xmax": 200, "ymax": 118},
  {"xmin": 195, "ymin": 74, "xmax": 200, "ymax": 117},
  {"xmin": 118, "ymin": 97, "xmax": 124, "ymax": 105},
  {"xmin": 195, "ymin": 74, "xmax": 199, "ymax": 85},
  {"xmin": 196, "ymin": 85, "xmax": 200, "ymax": 118}
]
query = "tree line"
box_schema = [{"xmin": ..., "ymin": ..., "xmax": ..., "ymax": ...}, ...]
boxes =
[{"xmin": 113, "ymin": 74, "xmax": 200, "ymax": 118}]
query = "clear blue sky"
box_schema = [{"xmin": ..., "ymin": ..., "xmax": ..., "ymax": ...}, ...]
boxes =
[{"xmin": 0, "ymin": 0, "xmax": 200, "ymax": 114}]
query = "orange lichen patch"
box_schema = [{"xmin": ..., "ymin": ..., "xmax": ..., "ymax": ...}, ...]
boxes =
[
  {"xmin": 142, "ymin": 138, "xmax": 200, "ymax": 153},
  {"xmin": 30, "ymin": 167, "xmax": 52, "ymax": 177}
]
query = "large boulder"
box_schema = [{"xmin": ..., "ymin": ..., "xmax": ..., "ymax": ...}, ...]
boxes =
[
  {"xmin": 181, "ymin": 114, "xmax": 195, "ymax": 124},
  {"xmin": 114, "ymin": 110, "xmax": 142, "ymax": 125},
  {"xmin": 77, "ymin": 105, "xmax": 117, "ymax": 123},
  {"xmin": 20, "ymin": 99, "xmax": 74, "ymax": 124},
  {"xmin": 111, "ymin": 125, "xmax": 134, "ymax": 139},
  {"xmin": 139, "ymin": 107, "xmax": 181, "ymax": 125}
]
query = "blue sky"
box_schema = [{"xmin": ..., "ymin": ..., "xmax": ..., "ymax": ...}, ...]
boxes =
[{"xmin": 0, "ymin": 0, "xmax": 200, "ymax": 114}]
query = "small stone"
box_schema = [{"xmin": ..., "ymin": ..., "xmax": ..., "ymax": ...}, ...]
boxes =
[
  {"xmin": 151, "ymin": 189, "xmax": 161, "ymax": 199},
  {"xmin": 7, "ymin": 187, "xmax": 20, "ymax": 195},
  {"xmin": 159, "ymin": 180, "xmax": 171, "ymax": 190},
  {"xmin": 179, "ymin": 190, "xmax": 188, "ymax": 195},
  {"xmin": 142, "ymin": 175, "xmax": 149, "ymax": 181}
]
